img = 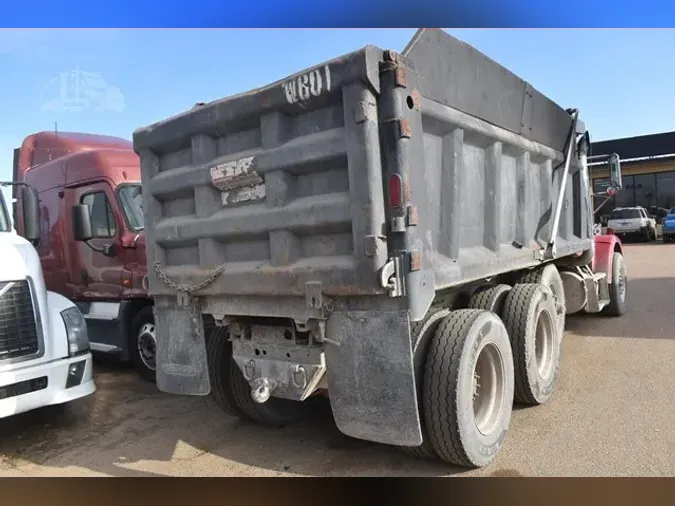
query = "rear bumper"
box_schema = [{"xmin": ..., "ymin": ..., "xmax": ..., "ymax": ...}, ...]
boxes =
[
  {"xmin": 0, "ymin": 353, "xmax": 96, "ymax": 418},
  {"xmin": 613, "ymin": 225, "xmax": 648, "ymax": 236}
]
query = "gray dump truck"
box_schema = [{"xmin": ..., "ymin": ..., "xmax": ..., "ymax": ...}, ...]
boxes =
[{"xmin": 132, "ymin": 29, "xmax": 627, "ymax": 468}]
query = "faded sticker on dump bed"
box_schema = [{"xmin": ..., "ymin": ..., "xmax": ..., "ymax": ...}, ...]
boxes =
[{"xmin": 210, "ymin": 156, "xmax": 266, "ymax": 205}]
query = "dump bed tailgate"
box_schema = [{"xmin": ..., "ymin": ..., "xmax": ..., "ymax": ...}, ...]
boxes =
[{"xmin": 134, "ymin": 46, "xmax": 390, "ymax": 300}]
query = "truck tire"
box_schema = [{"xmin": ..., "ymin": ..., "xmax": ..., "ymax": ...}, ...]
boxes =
[
  {"xmin": 603, "ymin": 252, "xmax": 627, "ymax": 317},
  {"xmin": 469, "ymin": 284, "xmax": 511, "ymax": 315},
  {"xmin": 397, "ymin": 309, "xmax": 450, "ymax": 461},
  {"xmin": 130, "ymin": 306, "xmax": 157, "ymax": 383},
  {"xmin": 519, "ymin": 264, "xmax": 566, "ymax": 338},
  {"xmin": 206, "ymin": 326, "xmax": 313, "ymax": 426},
  {"xmin": 501, "ymin": 284, "xmax": 561, "ymax": 406},
  {"xmin": 422, "ymin": 309, "xmax": 514, "ymax": 468}
]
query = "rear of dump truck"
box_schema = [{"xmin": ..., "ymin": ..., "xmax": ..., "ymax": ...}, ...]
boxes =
[{"xmin": 134, "ymin": 29, "xmax": 627, "ymax": 468}]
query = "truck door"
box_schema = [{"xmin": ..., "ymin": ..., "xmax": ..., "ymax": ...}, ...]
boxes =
[{"xmin": 72, "ymin": 182, "xmax": 124, "ymax": 300}]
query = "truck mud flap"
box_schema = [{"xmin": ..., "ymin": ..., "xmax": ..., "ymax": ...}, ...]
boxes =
[
  {"xmin": 153, "ymin": 303, "xmax": 211, "ymax": 396},
  {"xmin": 325, "ymin": 310, "xmax": 422, "ymax": 446}
]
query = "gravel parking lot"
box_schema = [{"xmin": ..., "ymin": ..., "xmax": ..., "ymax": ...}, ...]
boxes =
[{"xmin": 1, "ymin": 242, "xmax": 673, "ymax": 477}]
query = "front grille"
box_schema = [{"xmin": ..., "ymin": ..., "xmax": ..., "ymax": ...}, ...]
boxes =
[{"xmin": 0, "ymin": 280, "xmax": 40, "ymax": 360}]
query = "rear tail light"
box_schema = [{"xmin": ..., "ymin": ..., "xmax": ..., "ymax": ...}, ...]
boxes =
[
  {"xmin": 606, "ymin": 228, "xmax": 614, "ymax": 235},
  {"xmin": 389, "ymin": 174, "xmax": 404, "ymax": 209}
]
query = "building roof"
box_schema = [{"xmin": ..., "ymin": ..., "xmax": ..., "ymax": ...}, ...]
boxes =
[{"xmin": 591, "ymin": 131, "xmax": 675, "ymax": 162}]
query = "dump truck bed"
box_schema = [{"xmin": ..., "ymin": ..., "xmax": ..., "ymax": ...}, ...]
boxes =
[{"xmin": 135, "ymin": 29, "xmax": 592, "ymax": 321}]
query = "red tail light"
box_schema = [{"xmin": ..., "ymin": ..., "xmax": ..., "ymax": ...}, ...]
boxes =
[
  {"xmin": 389, "ymin": 174, "xmax": 403, "ymax": 209},
  {"xmin": 606, "ymin": 228, "xmax": 614, "ymax": 235}
]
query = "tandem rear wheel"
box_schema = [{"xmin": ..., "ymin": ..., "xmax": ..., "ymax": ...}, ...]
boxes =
[{"xmin": 401, "ymin": 277, "xmax": 565, "ymax": 467}]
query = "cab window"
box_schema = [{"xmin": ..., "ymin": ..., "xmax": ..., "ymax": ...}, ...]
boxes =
[
  {"xmin": 610, "ymin": 209, "xmax": 640, "ymax": 220},
  {"xmin": 81, "ymin": 191, "xmax": 116, "ymax": 238}
]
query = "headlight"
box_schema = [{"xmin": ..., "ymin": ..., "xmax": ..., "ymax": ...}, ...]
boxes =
[{"xmin": 60, "ymin": 306, "xmax": 90, "ymax": 356}]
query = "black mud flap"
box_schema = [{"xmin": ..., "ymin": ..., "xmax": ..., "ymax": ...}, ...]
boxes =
[
  {"xmin": 153, "ymin": 303, "xmax": 211, "ymax": 396},
  {"xmin": 325, "ymin": 310, "xmax": 422, "ymax": 446}
]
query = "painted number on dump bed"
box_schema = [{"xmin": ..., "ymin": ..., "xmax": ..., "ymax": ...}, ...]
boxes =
[{"xmin": 282, "ymin": 65, "xmax": 331, "ymax": 104}]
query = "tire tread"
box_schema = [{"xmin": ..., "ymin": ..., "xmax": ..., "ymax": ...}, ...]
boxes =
[
  {"xmin": 501, "ymin": 284, "xmax": 540, "ymax": 404},
  {"xmin": 424, "ymin": 309, "xmax": 484, "ymax": 467}
]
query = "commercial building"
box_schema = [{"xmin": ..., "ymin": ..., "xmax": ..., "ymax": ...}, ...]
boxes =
[{"xmin": 590, "ymin": 131, "xmax": 675, "ymax": 219}]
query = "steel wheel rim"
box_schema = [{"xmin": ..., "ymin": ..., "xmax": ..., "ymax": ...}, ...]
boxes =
[
  {"xmin": 535, "ymin": 309, "xmax": 555, "ymax": 379},
  {"xmin": 137, "ymin": 322, "xmax": 157, "ymax": 371},
  {"xmin": 472, "ymin": 342, "xmax": 505, "ymax": 436}
]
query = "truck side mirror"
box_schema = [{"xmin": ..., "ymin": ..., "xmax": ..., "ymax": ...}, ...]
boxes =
[
  {"xmin": 21, "ymin": 186, "xmax": 41, "ymax": 242},
  {"xmin": 608, "ymin": 153, "xmax": 622, "ymax": 191},
  {"xmin": 73, "ymin": 204, "xmax": 93, "ymax": 242}
]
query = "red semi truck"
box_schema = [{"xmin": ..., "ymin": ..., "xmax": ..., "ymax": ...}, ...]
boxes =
[{"xmin": 13, "ymin": 131, "xmax": 156, "ymax": 381}]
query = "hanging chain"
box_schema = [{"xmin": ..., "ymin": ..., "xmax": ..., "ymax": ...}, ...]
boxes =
[{"xmin": 153, "ymin": 261, "xmax": 227, "ymax": 294}]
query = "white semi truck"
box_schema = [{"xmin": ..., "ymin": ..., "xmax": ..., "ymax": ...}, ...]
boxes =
[{"xmin": 0, "ymin": 183, "xmax": 95, "ymax": 418}]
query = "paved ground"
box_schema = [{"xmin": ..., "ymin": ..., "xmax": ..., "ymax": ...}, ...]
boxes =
[{"xmin": 1, "ymin": 242, "xmax": 674, "ymax": 477}]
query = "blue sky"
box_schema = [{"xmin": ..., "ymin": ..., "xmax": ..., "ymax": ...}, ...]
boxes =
[{"xmin": 2, "ymin": 28, "xmax": 675, "ymax": 212}]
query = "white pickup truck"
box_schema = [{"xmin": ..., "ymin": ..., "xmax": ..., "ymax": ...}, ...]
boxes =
[
  {"xmin": 0, "ymin": 184, "xmax": 95, "ymax": 418},
  {"xmin": 607, "ymin": 206, "xmax": 657, "ymax": 242}
]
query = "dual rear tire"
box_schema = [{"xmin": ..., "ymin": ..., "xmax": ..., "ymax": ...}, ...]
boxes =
[{"xmin": 403, "ymin": 280, "xmax": 563, "ymax": 467}]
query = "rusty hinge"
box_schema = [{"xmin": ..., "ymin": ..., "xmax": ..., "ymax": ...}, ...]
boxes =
[
  {"xmin": 409, "ymin": 250, "xmax": 421, "ymax": 272},
  {"xmin": 406, "ymin": 205, "xmax": 418, "ymax": 226},
  {"xmin": 410, "ymin": 89, "xmax": 421, "ymax": 111},
  {"xmin": 399, "ymin": 119, "xmax": 412, "ymax": 139},
  {"xmin": 395, "ymin": 67, "xmax": 407, "ymax": 88}
]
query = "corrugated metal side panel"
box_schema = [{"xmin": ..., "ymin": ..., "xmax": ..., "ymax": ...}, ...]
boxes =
[
  {"xmin": 134, "ymin": 47, "xmax": 389, "ymax": 299},
  {"xmin": 403, "ymin": 29, "xmax": 575, "ymax": 154},
  {"xmin": 374, "ymin": 43, "xmax": 593, "ymax": 321},
  {"xmin": 419, "ymin": 95, "xmax": 593, "ymax": 291}
]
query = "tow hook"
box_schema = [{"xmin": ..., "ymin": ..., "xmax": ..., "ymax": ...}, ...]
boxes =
[{"xmin": 251, "ymin": 378, "xmax": 275, "ymax": 404}]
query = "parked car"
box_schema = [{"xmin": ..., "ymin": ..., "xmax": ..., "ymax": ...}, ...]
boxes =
[
  {"xmin": 662, "ymin": 208, "xmax": 675, "ymax": 243},
  {"xmin": 607, "ymin": 206, "xmax": 657, "ymax": 242}
]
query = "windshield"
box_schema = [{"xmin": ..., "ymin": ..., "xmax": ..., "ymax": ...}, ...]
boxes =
[
  {"xmin": 118, "ymin": 184, "xmax": 144, "ymax": 231},
  {"xmin": 610, "ymin": 209, "xmax": 641, "ymax": 220},
  {"xmin": 0, "ymin": 190, "xmax": 10, "ymax": 232},
  {"xmin": 669, "ymin": 208, "xmax": 675, "ymax": 215}
]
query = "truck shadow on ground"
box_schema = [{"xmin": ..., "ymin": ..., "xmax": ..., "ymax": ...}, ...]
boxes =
[
  {"xmin": 565, "ymin": 277, "xmax": 674, "ymax": 341},
  {"xmin": 0, "ymin": 362, "xmax": 477, "ymax": 477}
]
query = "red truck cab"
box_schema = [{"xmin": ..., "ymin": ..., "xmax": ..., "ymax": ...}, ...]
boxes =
[{"xmin": 13, "ymin": 131, "xmax": 155, "ymax": 381}]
